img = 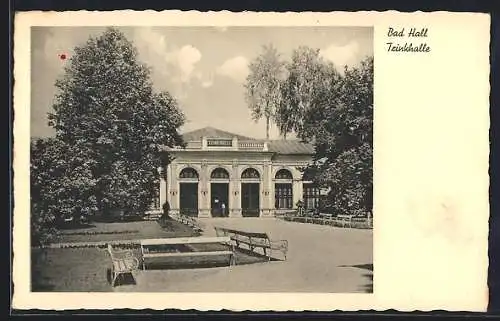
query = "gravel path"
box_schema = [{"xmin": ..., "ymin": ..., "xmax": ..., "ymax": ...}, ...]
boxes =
[{"xmin": 114, "ymin": 218, "xmax": 373, "ymax": 293}]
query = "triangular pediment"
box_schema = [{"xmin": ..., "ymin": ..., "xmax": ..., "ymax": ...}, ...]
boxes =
[{"xmin": 182, "ymin": 126, "xmax": 256, "ymax": 141}]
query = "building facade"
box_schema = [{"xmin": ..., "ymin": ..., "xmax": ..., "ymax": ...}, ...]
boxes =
[{"xmin": 159, "ymin": 127, "xmax": 320, "ymax": 218}]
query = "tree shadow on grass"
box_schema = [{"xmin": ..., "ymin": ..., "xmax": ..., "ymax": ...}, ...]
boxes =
[
  {"xmin": 349, "ymin": 263, "xmax": 373, "ymax": 271},
  {"xmin": 360, "ymin": 273, "xmax": 373, "ymax": 293},
  {"xmin": 339, "ymin": 263, "xmax": 373, "ymax": 293}
]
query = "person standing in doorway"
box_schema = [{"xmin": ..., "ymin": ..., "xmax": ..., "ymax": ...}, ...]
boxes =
[{"xmin": 221, "ymin": 202, "xmax": 226, "ymax": 216}]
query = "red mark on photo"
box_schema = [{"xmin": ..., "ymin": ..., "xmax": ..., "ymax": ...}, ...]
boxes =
[{"xmin": 59, "ymin": 53, "xmax": 67, "ymax": 60}]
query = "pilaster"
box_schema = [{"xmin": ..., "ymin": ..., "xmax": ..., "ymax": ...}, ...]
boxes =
[
  {"xmin": 198, "ymin": 159, "xmax": 211, "ymax": 218},
  {"xmin": 230, "ymin": 160, "xmax": 242, "ymax": 217},
  {"xmin": 292, "ymin": 179, "xmax": 303, "ymax": 208},
  {"xmin": 168, "ymin": 163, "xmax": 179, "ymax": 214},
  {"xmin": 159, "ymin": 166, "xmax": 167, "ymax": 208},
  {"xmin": 261, "ymin": 161, "xmax": 273, "ymax": 217}
]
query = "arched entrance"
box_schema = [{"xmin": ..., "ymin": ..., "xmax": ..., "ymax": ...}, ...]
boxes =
[
  {"xmin": 210, "ymin": 167, "xmax": 230, "ymax": 217},
  {"xmin": 241, "ymin": 168, "xmax": 260, "ymax": 217},
  {"xmin": 179, "ymin": 167, "xmax": 199, "ymax": 217}
]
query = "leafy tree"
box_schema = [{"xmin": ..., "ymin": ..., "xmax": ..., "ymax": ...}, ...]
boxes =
[
  {"xmin": 244, "ymin": 44, "xmax": 286, "ymax": 140},
  {"xmin": 315, "ymin": 57, "xmax": 373, "ymax": 216},
  {"xmin": 275, "ymin": 48, "xmax": 373, "ymax": 217},
  {"xmin": 35, "ymin": 27, "xmax": 185, "ymax": 223},
  {"xmin": 276, "ymin": 46, "xmax": 342, "ymax": 140},
  {"xmin": 30, "ymin": 138, "xmax": 98, "ymax": 245}
]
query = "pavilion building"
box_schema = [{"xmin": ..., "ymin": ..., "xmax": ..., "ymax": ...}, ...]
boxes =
[{"xmin": 157, "ymin": 127, "xmax": 320, "ymax": 218}]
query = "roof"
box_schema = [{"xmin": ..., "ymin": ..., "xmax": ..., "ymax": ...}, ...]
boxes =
[
  {"xmin": 180, "ymin": 126, "xmax": 314, "ymax": 155},
  {"xmin": 267, "ymin": 140, "xmax": 314, "ymax": 155},
  {"xmin": 182, "ymin": 126, "xmax": 255, "ymax": 141}
]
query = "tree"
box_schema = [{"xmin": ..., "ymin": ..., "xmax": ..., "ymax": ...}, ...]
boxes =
[
  {"xmin": 276, "ymin": 46, "xmax": 342, "ymax": 140},
  {"xmin": 314, "ymin": 57, "xmax": 373, "ymax": 216},
  {"xmin": 31, "ymin": 138, "xmax": 98, "ymax": 245},
  {"xmin": 44, "ymin": 27, "xmax": 185, "ymax": 217},
  {"xmin": 274, "ymin": 48, "xmax": 373, "ymax": 217},
  {"xmin": 244, "ymin": 44, "xmax": 286, "ymax": 140}
]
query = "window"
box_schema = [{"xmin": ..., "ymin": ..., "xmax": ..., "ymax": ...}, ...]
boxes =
[
  {"xmin": 179, "ymin": 167, "xmax": 199, "ymax": 179},
  {"xmin": 275, "ymin": 183, "xmax": 293, "ymax": 209},
  {"xmin": 275, "ymin": 169, "xmax": 293, "ymax": 180},
  {"xmin": 211, "ymin": 167, "xmax": 230, "ymax": 179},
  {"xmin": 303, "ymin": 183, "xmax": 320, "ymax": 210},
  {"xmin": 241, "ymin": 168, "xmax": 260, "ymax": 179}
]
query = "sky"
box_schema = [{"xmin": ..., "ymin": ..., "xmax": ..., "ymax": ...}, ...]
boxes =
[{"xmin": 31, "ymin": 26, "xmax": 373, "ymax": 139}]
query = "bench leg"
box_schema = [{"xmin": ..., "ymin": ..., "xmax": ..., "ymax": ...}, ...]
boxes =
[{"xmin": 111, "ymin": 270, "xmax": 119, "ymax": 287}]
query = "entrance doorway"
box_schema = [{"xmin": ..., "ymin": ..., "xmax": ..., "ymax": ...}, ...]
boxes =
[
  {"xmin": 241, "ymin": 183, "xmax": 260, "ymax": 217},
  {"xmin": 179, "ymin": 183, "xmax": 199, "ymax": 216},
  {"xmin": 211, "ymin": 183, "xmax": 229, "ymax": 217}
]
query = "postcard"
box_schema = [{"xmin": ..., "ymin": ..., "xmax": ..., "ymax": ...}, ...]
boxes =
[{"xmin": 12, "ymin": 10, "xmax": 490, "ymax": 312}]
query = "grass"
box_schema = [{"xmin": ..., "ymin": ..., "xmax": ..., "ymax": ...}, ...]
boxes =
[
  {"xmin": 54, "ymin": 219, "xmax": 198, "ymax": 244},
  {"xmin": 32, "ymin": 218, "xmax": 267, "ymax": 291},
  {"xmin": 32, "ymin": 247, "xmax": 114, "ymax": 291}
]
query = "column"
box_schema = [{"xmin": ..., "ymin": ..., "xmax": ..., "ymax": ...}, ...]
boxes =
[
  {"xmin": 230, "ymin": 161, "xmax": 242, "ymax": 217},
  {"xmin": 199, "ymin": 160, "xmax": 210, "ymax": 218},
  {"xmin": 166, "ymin": 163, "xmax": 172, "ymax": 210},
  {"xmin": 261, "ymin": 162, "xmax": 272, "ymax": 217},
  {"xmin": 169, "ymin": 163, "xmax": 179, "ymax": 214},
  {"xmin": 159, "ymin": 166, "xmax": 167, "ymax": 209},
  {"xmin": 292, "ymin": 179, "xmax": 303, "ymax": 209}
]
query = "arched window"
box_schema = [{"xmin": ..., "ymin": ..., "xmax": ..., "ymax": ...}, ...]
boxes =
[
  {"xmin": 301, "ymin": 167, "xmax": 320, "ymax": 210},
  {"xmin": 275, "ymin": 169, "xmax": 293, "ymax": 180},
  {"xmin": 210, "ymin": 167, "xmax": 230, "ymax": 179},
  {"xmin": 241, "ymin": 168, "xmax": 260, "ymax": 179},
  {"xmin": 275, "ymin": 169, "xmax": 293, "ymax": 209},
  {"xmin": 179, "ymin": 167, "xmax": 199, "ymax": 179}
]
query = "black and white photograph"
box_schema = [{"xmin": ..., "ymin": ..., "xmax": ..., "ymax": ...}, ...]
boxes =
[
  {"xmin": 29, "ymin": 25, "xmax": 374, "ymax": 293},
  {"xmin": 13, "ymin": 10, "xmax": 490, "ymax": 312}
]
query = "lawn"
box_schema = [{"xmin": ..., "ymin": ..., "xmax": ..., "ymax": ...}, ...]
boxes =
[
  {"xmin": 31, "ymin": 218, "xmax": 267, "ymax": 291},
  {"xmin": 32, "ymin": 247, "xmax": 115, "ymax": 291},
  {"xmin": 54, "ymin": 218, "xmax": 197, "ymax": 244}
]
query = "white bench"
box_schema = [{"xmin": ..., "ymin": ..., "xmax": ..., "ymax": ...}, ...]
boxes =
[
  {"xmin": 107, "ymin": 244, "xmax": 140, "ymax": 287},
  {"xmin": 140, "ymin": 236, "xmax": 235, "ymax": 270}
]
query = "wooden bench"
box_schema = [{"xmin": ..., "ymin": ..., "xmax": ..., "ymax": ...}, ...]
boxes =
[
  {"xmin": 140, "ymin": 236, "xmax": 235, "ymax": 270},
  {"xmin": 181, "ymin": 216, "xmax": 203, "ymax": 232},
  {"xmin": 214, "ymin": 227, "xmax": 288, "ymax": 261},
  {"xmin": 171, "ymin": 214, "xmax": 203, "ymax": 232},
  {"xmin": 107, "ymin": 244, "xmax": 140, "ymax": 287}
]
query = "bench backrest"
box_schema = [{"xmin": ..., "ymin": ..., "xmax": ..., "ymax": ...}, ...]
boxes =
[
  {"xmin": 215, "ymin": 226, "xmax": 270, "ymax": 241},
  {"xmin": 107, "ymin": 244, "xmax": 125, "ymax": 261},
  {"xmin": 140, "ymin": 236, "xmax": 230, "ymax": 246}
]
